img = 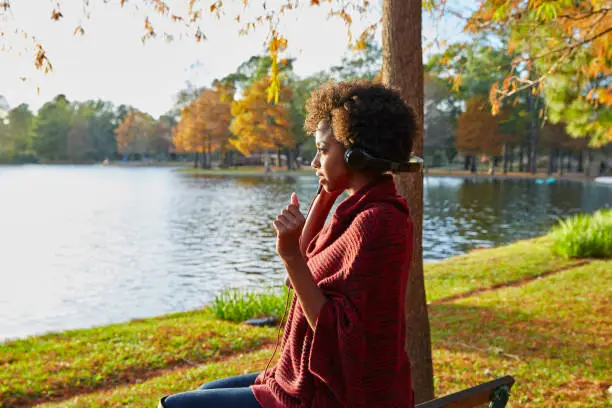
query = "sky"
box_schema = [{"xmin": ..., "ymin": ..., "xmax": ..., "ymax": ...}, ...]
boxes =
[{"xmin": 0, "ymin": 0, "xmax": 470, "ymax": 118}]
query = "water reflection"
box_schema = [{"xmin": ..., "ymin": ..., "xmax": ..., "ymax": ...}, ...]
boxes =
[{"xmin": 0, "ymin": 166, "xmax": 609, "ymax": 341}]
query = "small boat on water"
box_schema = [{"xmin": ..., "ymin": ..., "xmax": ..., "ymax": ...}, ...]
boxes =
[
  {"xmin": 594, "ymin": 176, "xmax": 612, "ymax": 184},
  {"xmin": 535, "ymin": 177, "xmax": 557, "ymax": 185}
]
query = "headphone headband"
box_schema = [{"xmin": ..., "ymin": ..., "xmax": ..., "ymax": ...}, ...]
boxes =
[{"xmin": 344, "ymin": 148, "xmax": 423, "ymax": 173}]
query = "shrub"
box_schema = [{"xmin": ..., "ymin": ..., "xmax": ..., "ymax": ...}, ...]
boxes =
[
  {"xmin": 211, "ymin": 285, "xmax": 290, "ymax": 322},
  {"xmin": 549, "ymin": 209, "xmax": 612, "ymax": 259}
]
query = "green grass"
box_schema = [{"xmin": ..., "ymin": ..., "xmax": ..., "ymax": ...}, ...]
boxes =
[
  {"xmin": 211, "ymin": 285, "xmax": 290, "ymax": 322},
  {"xmin": 3, "ymin": 237, "xmax": 610, "ymax": 407},
  {"xmin": 429, "ymin": 260, "xmax": 611, "ymax": 407},
  {"xmin": 0, "ymin": 309, "xmax": 275, "ymax": 407},
  {"xmin": 549, "ymin": 209, "xmax": 612, "ymax": 259},
  {"xmin": 35, "ymin": 348, "xmax": 278, "ymax": 408},
  {"xmin": 424, "ymin": 235, "xmax": 583, "ymax": 302},
  {"xmin": 32, "ymin": 259, "xmax": 612, "ymax": 408}
]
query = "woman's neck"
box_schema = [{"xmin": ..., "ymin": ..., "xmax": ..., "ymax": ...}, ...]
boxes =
[{"xmin": 347, "ymin": 172, "xmax": 383, "ymax": 196}]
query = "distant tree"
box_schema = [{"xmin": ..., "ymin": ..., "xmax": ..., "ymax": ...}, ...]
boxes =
[
  {"xmin": 173, "ymin": 87, "xmax": 232, "ymax": 167},
  {"xmin": 114, "ymin": 111, "xmax": 155, "ymax": 158},
  {"xmin": 4, "ymin": 104, "xmax": 37, "ymax": 160},
  {"xmin": 33, "ymin": 95, "xmax": 73, "ymax": 161},
  {"xmin": 229, "ymin": 76, "xmax": 293, "ymax": 170},
  {"xmin": 456, "ymin": 96, "xmax": 508, "ymax": 173}
]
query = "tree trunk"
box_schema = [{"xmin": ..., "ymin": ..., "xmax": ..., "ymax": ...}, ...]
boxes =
[
  {"xmin": 470, "ymin": 156, "xmax": 477, "ymax": 173},
  {"xmin": 382, "ymin": 0, "xmax": 434, "ymax": 402},
  {"xmin": 557, "ymin": 150, "xmax": 564, "ymax": 176},
  {"xmin": 527, "ymin": 85, "xmax": 539, "ymax": 174},
  {"xmin": 264, "ymin": 150, "xmax": 271, "ymax": 173},
  {"xmin": 547, "ymin": 148, "xmax": 555, "ymax": 175},
  {"xmin": 193, "ymin": 152, "xmax": 199, "ymax": 168},
  {"xmin": 503, "ymin": 143, "xmax": 509, "ymax": 174},
  {"xmin": 518, "ymin": 145, "xmax": 524, "ymax": 172},
  {"xmin": 586, "ymin": 149, "xmax": 593, "ymax": 177},
  {"xmin": 526, "ymin": 143, "xmax": 532, "ymax": 173},
  {"xmin": 294, "ymin": 145, "xmax": 301, "ymax": 169},
  {"xmin": 286, "ymin": 148, "xmax": 294, "ymax": 171},
  {"xmin": 208, "ymin": 136, "xmax": 212, "ymax": 169},
  {"xmin": 463, "ymin": 155, "xmax": 470, "ymax": 170},
  {"xmin": 509, "ymin": 147, "xmax": 514, "ymax": 172},
  {"xmin": 577, "ymin": 150, "xmax": 584, "ymax": 173},
  {"xmin": 566, "ymin": 152, "xmax": 572, "ymax": 172}
]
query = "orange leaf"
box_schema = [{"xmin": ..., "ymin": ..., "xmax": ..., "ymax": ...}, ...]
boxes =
[{"xmin": 51, "ymin": 9, "xmax": 63, "ymax": 21}]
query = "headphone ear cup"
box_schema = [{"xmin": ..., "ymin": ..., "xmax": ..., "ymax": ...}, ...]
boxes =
[{"xmin": 344, "ymin": 148, "xmax": 367, "ymax": 171}]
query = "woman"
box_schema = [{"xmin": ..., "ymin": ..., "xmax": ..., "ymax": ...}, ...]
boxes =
[{"xmin": 159, "ymin": 80, "xmax": 417, "ymax": 408}]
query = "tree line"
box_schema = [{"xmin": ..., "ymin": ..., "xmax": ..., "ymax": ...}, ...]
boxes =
[{"xmin": 2, "ymin": 34, "xmax": 608, "ymax": 173}]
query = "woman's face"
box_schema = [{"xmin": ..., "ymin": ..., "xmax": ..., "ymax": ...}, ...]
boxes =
[{"xmin": 311, "ymin": 120, "xmax": 351, "ymax": 193}]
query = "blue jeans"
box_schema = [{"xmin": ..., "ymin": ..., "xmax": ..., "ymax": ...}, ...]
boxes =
[{"xmin": 159, "ymin": 372, "xmax": 261, "ymax": 408}]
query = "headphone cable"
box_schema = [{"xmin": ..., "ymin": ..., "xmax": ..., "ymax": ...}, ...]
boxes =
[{"xmin": 262, "ymin": 183, "xmax": 322, "ymax": 379}]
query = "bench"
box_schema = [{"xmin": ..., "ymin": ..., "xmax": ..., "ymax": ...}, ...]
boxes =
[{"xmin": 416, "ymin": 376, "xmax": 515, "ymax": 408}]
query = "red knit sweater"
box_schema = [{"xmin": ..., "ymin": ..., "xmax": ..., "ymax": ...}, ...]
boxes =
[{"xmin": 251, "ymin": 174, "xmax": 415, "ymax": 408}]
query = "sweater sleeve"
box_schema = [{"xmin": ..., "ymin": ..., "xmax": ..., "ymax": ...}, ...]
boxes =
[{"xmin": 307, "ymin": 205, "xmax": 411, "ymax": 406}]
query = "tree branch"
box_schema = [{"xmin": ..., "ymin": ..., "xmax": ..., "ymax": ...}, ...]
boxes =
[{"xmin": 531, "ymin": 26, "xmax": 612, "ymax": 61}]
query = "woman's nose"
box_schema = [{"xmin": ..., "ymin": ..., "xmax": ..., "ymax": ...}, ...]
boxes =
[{"xmin": 311, "ymin": 154, "xmax": 320, "ymax": 169}]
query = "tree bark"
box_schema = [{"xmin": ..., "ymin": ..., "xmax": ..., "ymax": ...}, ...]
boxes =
[
  {"xmin": 518, "ymin": 145, "xmax": 524, "ymax": 172},
  {"xmin": 527, "ymin": 84, "xmax": 539, "ymax": 174},
  {"xmin": 557, "ymin": 150, "xmax": 564, "ymax": 176},
  {"xmin": 577, "ymin": 150, "xmax": 584, "ymax": 173},
  {"xmin": 470, "ymin": 156, "xmax": 477, "ymax": 173},
  {"xmin": 586, "ymin": 149, "xmax": 593, "ymax": 177},
  {"xmin": 382, "ymin": 0, "xmax": 434, "ymax": 402},
  {"xmin": 463, "ymin": 155, "xmax": 470, "ymax": 170},
  {"xmin": 526, "ymin": 143, "xmax": 532, "ymax": 173},
  {"xmin": 286, "ymin": 148, "xmax": 294, "ymax": 171},
  {"xmin": 207, "ymin": 135, "xmax": 212, "ymax": 169},
  {"xmin": 193, "ymin": 152, "xmax": 199, "ymax": 169},
  {"xmin": 548, "ymin": 148, "xmax": 555, "ymax": 175},
  {"xmin": 503, "ymin": 143, "xmax": 509, "ymax": 174}
]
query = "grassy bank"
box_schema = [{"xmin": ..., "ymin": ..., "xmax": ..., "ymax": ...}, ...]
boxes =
[
  {"xmin": 1, "ymin": 237, "xmax": 610, "ymax": 407},
  {"xmin": 177, "ymin": 165, "xmax": 598, "ymax": 181}
]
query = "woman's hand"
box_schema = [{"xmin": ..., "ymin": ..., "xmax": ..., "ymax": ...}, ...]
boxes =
[{"xmin": 274, "ymin": 192, "xmax": 306, "ymax": 263}]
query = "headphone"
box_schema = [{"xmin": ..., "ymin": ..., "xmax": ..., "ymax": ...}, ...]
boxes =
[{"xmin": 344, "ymin": 147, "xmax": 424, "ymax": 173}]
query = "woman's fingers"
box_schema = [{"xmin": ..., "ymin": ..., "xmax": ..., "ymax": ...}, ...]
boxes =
[
  {"xmin": 285, "ymin": 204, "xmax": 302, "ymax": 219},
  {"xmin": 279, "ymin": 213, "xmax": 302, "ymax": 231},
  {"xmin": 273, "ymin": 219, "xmax": 287, "ymax": 233}
]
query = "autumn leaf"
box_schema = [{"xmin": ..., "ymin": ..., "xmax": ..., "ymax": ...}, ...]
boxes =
[
  {"xmin": 50, "ymin": 9, "xmax": 63, "ymax": 21},
  {"xmin": 34, "ymin": 43, "xmax": 53, "ymax": 74},
  {"xmin": 73, "ymin": 25, "xmax": 85, "ymax": 37},
  {"xmin": 144, "ymin": 17, "xmax": 154, "ymax": 36}
]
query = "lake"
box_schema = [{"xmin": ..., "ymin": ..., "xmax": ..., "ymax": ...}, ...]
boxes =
[{"xmin": 0, "ymin": 165, "xmax": 610, "ymax": 341}]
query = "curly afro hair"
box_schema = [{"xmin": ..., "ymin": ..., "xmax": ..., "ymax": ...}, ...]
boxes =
[{"xmin": 304, "ymin": 80, "xmax": 416, "ymax": 167}]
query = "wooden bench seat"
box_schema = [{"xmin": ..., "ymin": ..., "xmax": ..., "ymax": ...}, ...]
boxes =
[{"xmin": 416, "ymin": 376, "xmax": 515, "ymax": 408}]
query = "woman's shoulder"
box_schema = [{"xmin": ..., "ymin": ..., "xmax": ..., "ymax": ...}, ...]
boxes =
[
  {"xmin": 351, "ymin": 202, "xmax": 412, "ymax": 240},
  {"xmin": 357, "ymin": 201, "xmax": 411, "ymax": 224}
]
